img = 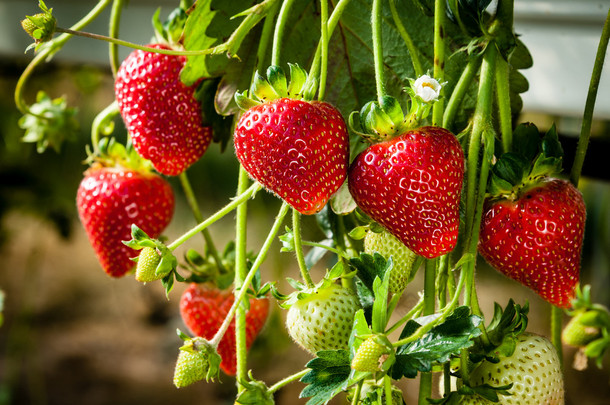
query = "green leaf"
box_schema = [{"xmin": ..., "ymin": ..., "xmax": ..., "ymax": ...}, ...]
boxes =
[
  {"xmin": 512, "ymin": 122, "xmax": 541, "ymax": 162},
  {"xmin": 371, "ymin": 267, "xmax": 392, "ymax": 333},
  {"xmin": 349, "ymin": 253, "xmax": 391, "ymax": 292},
  {"xmin": 392, "ymin": 307, "xmax": 482, "ymax": 379},
  {"xmin": 300, "ymin": 350, "xmax": 352, "ymax": 405}
]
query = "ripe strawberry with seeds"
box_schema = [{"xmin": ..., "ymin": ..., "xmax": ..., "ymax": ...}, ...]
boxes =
[
  {"xmin": 479, "ymin": 178, "xmax": 585, "ymax": 308},
  {"xmin": 180, "ymin": 283, "xmax": 269, "ymax": 376},
  {"xmin": 77, "ymin": 165, "xmax": 174, "ymax": 277},
  {"xmin": 464, "ymin": 333, "xmax": 564, "ymax": 404},
  {"xmin": 115, "ymin": 44, "xmax": 213, "ymax": 176},
  {"xmin": 349, "ymin": 126, "xmax": 465, "ymax": 258},
  {"xmin": 234, "ymin": 65, "xmax": 349, "ymax": 215}
]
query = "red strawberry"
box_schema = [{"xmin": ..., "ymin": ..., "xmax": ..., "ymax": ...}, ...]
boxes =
[
  {"xmin": 348, "ymin": 126, "xmax": 465, "ymax": 258},
  {"xmin": 478, "ymin": 178, "xmax": 585, "ymax": 308},
  {"xmin": 76, "ymin": 165, "xmax": 175, "ymax": 277},
  {"xmin": 115, "ymin": 44, "xmax": 212, "ymax": 176},
  {"xmin": 180, "ymin": 283, "xmax": 269, "ymax": 376},
  {"xmin": 234, "ymin": 98, "xmax": 349, "ymax": 215}
]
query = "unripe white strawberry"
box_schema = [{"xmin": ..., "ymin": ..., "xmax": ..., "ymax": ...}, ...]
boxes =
[
  {"xmin": 364, "ymin": 228, "xmax": 416, "ymax": 294},
  {"xmin": 463, "ymin": 333, "xmax": 564, "ymax": 404},
  {"xmin": 286, "ymin": 283, "xmax": 361, "ymax": 355}
]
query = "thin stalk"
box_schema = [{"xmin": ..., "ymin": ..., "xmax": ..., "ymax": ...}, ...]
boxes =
[
  {"xmin": 495, "ymin": 56, "xmax": 512, "ymax": 153},
  {"xmin": 271, "ymin": 0, "xmax": 298, "ymax": 65},
  {"xmin": 464, "ymin": 44, "xmax": 497, "ymax": 244},
  {"xmin": 570, "ymin": 7, "xmax": 610, "ymax": 186},
  {"xmin": 385, "ymin": 296, "xmax": 425, "ymax": 335},
  {"xmin": 308, "ymin": 0, "xmax": 352, "ymax": 82},
  {"xmin": 178, "ymin": 172, "xmax": 226, "ymax": 273},
  {"xmin": 90, "ymin": 101, "xmax": 119, "ymax": 156},
  {"xmin": 267, "ymin": 369, "xmax": 309, "ymax": 394},
  {"xmin": 552, "ymin": 306, "xmax": 563, "ymax": 366},
  {"xmin": 443, "ymin": 55, "xmax": 481, "ymax": 129},
  {"xmin": 15, "ymin": 0, "xmax": 113, "ymax": 114},
  {"xmin": 389, "ymin": 0, "xmax": 423, "ymax": 77},
  {"xmin": 318, "ymin": 0, "xmax": 329, "ymax": 100},
  {"xmin": 108, "ymin": 0, "xmax": 124, "ymax": 76},
  {"xmin": 352, "ymin": 380, "xmax": 364, "ymax": 405},
  {"xmin": 234, "ymin": 167, "xmax": 251, "ymax": 386},
  {"xmin": 418, "ymin": 258, "xmax": 437, "ymax": 404},
  {"xmin": 301, "ymin": 240, "xmax": 349, "ymax": 259},
  {"xmin": 371, "ymin": 0, "xmax": 386, "ymax": 102},
  {"xmin": 208, "ymin": 202, "xmax": 289, "ymax": 349},
  {"xmin": 293, "ymin": 209, "xmax": 315, "ymax": 288},
  {"xmin": 167, "ymin": 182, "xmax": 261, "ymax": 251},
  {"xmin": 432, "ymin": 0, "xmax": 447, "ymax": 126},
  {"xmin": 255, "ymin": 0, "xmax": 280, "ymax": 72}
]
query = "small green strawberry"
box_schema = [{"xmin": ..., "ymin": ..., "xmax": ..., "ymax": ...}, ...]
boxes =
[
  {"xmin": 562, "ymin": 311, "xmax": 603, "ymax": 347},
  {"xmin": 173, "ymin": 336, "xmax": 221, "ymax": 388},
  {"xmin": 135, "ymin": 247, "xmax": 163, "ymax": 282},
  {"xmin": 364, "ymin": 227, "xmax": 417, "ymax": 294},
  {"xmin": 351, "ymin": 334, "xmax": 394, "ymax": 373},
  {"xmin": 285, "ymin": 282, "xmax": 361, "ymax": 355}
]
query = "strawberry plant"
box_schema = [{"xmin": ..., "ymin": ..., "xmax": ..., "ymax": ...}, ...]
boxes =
[{"xmin": 13, "ymin": 0, "xmax": 610, "ymax": 403}]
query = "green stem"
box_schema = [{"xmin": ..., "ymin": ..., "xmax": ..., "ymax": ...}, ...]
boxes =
[
  {"xmin": 108, "ymin": 0, "xmax": 124, "ymax": 76},
  {"xmin": 208, "ymin": 202, "xmax": 289, "ymax": 349},
  {"xmin": 256, "ymin": 0, "xmax": 280, "ymax": 73},
  {"xmin": 432, "ymin": 0, "xmax": 447, "ymax": 126},
  {"xmin": 371, "ymin": 0, "xmax": 386, "ymax": 102},
  {"xmin": 90, "ymin": 101, "xmax": 119, "ymax": 156},
  {"xmin": 293, "ymin": 209, "xmax": 315, "ymax": 288},
  {"xmin": 570, "ymin": 7, "xmax": 610, "ymax": 186},
  {"xmin": 418, "ymin": 258, "xmax": 437, "ymax": 404},
  {"xmin": 388, "ymin": 0, "xmax": 423, "ymax": 77},
  {"xmin": 352, "ymin": 380, "xmax": 364, "ymax": 405},
  {"xmin": 464, "ymin": 44, "xmax": 497, "ymax": 244},
  {"xmin": 167, "ymin": 182, "xmax": 261, "ymax": 251},
  {"xmin": 495, "ymin": 55, "xmax": 513, "ymax": 153},
  {"xmin": 308, "ymin": 0, "xmax": 352, "ymax": 82},
  {"xmin": 15, "ymin": 0, "xmax": 113, "ymax": 114},
  {"xmin": 178, "ymin": 172, "xmax": 226, "ymax": 273},
  {"xmin": 267, "ymin": 369, "xmax": 309, "ymax": 394},
  {"xmin": 271, "ymin": 0, "xmax": 298, "ymax": 66},
  {"xmin": 442, "ymin": 55, "xmax": 481, "ymax": 129},
  {"xmin": 384, "ymin": 375, "xmax": 393, "ymax": 405},
  {"xmin": 234, "ymin": 167, "xmax": 251, "ymax": 387},
  {"xmin": 386, "ymin": 296, "xmax": 424, "ymax": 335},
  {"xmin": 301, "ymin": 240, "xmax": 348, "ymax": 259},
  {"xmin": 551, "ymin": 306, "xmax": 564, "ymax": 366},
  {"xmin": 318, "ymin": 0, "xmax": 329, "ymax": 100}
]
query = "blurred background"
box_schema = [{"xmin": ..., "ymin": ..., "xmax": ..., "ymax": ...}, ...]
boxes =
[{"xmin": 1, "ymin": 0, "xmax": 609, "ymax": 404}]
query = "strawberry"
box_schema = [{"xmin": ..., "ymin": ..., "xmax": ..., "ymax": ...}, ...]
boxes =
[
  {"xmin": 76, "ymin": 165, "xmax": 174, "ymax": 277},
  {"xmin": 135, "ymin": 247, "xmax": 163, "ymax": 282},
  {"xmin": 115, "ymin": 44, "xmax": 213, "ymax": 176},
  {"xmin": 179, "ymin": 283, "xmax": 269, "ymax": 376},
  {"xmin": 173, "ymin": 336, "xmax": 221, "ymax": 388},
  {"xmin": 464, "ymin": 333, "xmax": 564, "ymax": 404},
  {"xmin": 478, "ymin": 178, "xmax": 585, "ymax": 308},
  {"xmin": 348, "ymin": 126, "xmax": 465, "ymax": 258},
  {"xmin": 351, "ymin": 335, "xmax": 393, "ymax": 373},
  {"xmin": 234, "ymin": 97, "xmax": 349, "ymax": 215},
  {"xmin": 364, "ymin": 228, "xmax": 417, "ymax": 294},
  {"xmin": 285, "ymin": 283, "xmax": 361, "ymax": 355}
]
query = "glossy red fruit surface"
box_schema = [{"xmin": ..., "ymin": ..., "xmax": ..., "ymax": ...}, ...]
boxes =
[
  {"xmin": 76, "ymin": 166, "xmax": 175, "ymax": 277},
  {"xmin": 479, "ymin": 178, "xmax": 585, "ymax": 308},
  {"xmin": 234, "ymin": 98, "xmax": 349, "ymax": 215},
  {"xmin": 115, "ymin": 44, "xmax": 212, "ymax": 176},
  {"xmin": 348, "ymin": 126, "xmax": 464, "ymax": 258},
  {"xmin": 180, "ymin": 283, "xmax": 269, "ymax": 376}
]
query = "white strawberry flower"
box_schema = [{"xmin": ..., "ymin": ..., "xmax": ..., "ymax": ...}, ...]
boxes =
[{"xmin": 413, "ymin": 75, "xmax": 442, "ymax": 103}]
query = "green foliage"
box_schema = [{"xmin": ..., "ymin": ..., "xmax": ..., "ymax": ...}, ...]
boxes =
[
  {"xmin": 392, "ymin": 307, "xmax": 482, "ymax": 379},
  {"xmin": 300, "ymin": 350, "xmax": 353, "ymax": 405}
]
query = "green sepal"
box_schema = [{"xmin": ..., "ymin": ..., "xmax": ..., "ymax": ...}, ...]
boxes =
[
  {"xmin": 355, "ymin": 96, "xmax": 407, "ymax": 142},
  {"xmin": 287, "ymin": 63, "xmax": 308, "ymax": 97},
  {"xmin": 371, "ymin": 268, "xmax": 392, "ymax": 333},
  {"xmin": 19, "ymin": 91, "xmax": 79, "ymax": 153},
  {"xmin": 252, "ymin": 71, "xmax": 280, "ymax": 101},
  {"xmin": 379, "ymin": 95, "xmax": 405, "ymax": 126},
  {"xmin": 21, "ymin": 1, "xmax": 57, "ymax": 51},
  {"xmin": 152, "ymin": 3, "xmax": 189, "ymax": 46},
  {"xmin": 266, "ymin": 65, "xmax": 288, "ymax": 98},
  {"xmin": 348, "ymin": 226, "xmax": 368, "ymax": 241},
  {"xmin": 279, "ymin": 226, "xmax": 295, "ymax": 252},
  {"xmin": 235, "ymin": 91, "xmax": 261, "ymax": 110}
]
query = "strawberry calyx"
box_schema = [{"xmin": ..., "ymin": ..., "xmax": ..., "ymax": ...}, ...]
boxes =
[
  {"xmin": 151, "ymin": 0, "xmax": 191, "ymax": 48},
  {"xmin": 487, "ymin": 122, "xmax": 564, "ymax": 201},
  {"xmin": 235, "ymin": 371, "xmax": 274, "ymax": 405},
  {"xmin": 85, "ymin": 137, "xmax": 154, "ymax": 175},
  {"xmin": 234, "ymin": 64, "xmax": 318, "ymax": 110}
]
